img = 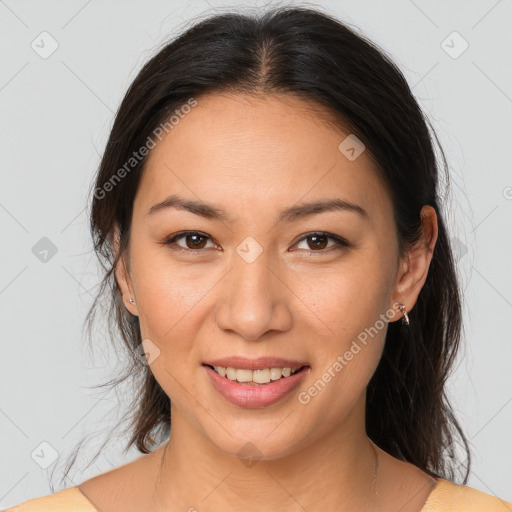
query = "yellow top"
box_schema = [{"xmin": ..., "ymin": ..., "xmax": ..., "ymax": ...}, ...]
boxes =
[{"xmin": 3, "ymin": 478, "xmax": 512, "ymax": 511}]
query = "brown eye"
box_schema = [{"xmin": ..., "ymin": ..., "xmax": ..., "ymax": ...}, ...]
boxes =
[
  {"xmin": 306, "ymin": 234, "xmax": 329, "ymax": 250},
  {"xmin": 164, "ymin": 231, "xmax": 216, "ymax": 251},
  {"xmin": 164, "ymin": 231, "xmax": 348, "ymax": 254},
  {"xmin": 184, "ymin": 233, "xmax": 208, "ymax": 249},
  {"xmin": 294, "ymin": 232, "xmax": 350, "ymax": 252}
]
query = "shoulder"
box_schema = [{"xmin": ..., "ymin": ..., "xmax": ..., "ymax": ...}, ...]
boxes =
[
  {"xmin": 422, "ymin": 478, "xmax": 512, "ymax": 512},
  {"xmin": 77, "ymin": 444, "xmax": 167, "ymax": 511},
  {"xmin": 2, "ymin": 487, "xmax": 99, "ymax": 512}
]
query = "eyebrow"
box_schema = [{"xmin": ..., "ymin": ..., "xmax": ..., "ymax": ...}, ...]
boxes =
[{"xmin": 146, "ymin": 194, "xmax": 368, "ymax": 223}]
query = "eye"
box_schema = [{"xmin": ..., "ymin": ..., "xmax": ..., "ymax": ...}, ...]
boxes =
[
  {"xmin": 292, "ymin": 232, "xmax": 350, "ymax": 252},
  {"xmin": 162, "ymin": 230, "xmax": 349, "ymax": 254},
  {"xmin": 163, "ymin": 231, "xmax": 218, "ymax": 252}
]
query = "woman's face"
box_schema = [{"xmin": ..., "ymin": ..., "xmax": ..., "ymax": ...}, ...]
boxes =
[{"xmin": 117, "ymin": 92, "xmax": 417, "ymax": 460}]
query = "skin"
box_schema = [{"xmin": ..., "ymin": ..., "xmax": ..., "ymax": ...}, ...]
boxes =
[{"xmin": 79, "ymin": 92, "xmax": 439, "ymax": 512}]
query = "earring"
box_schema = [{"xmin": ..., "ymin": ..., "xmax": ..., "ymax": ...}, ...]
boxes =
[
  {"xmin": 398, "ymin": 304, "xmax": 409, "ymax": 326},
  {"xmin": 129, "ymin": 298, "xmax": 135, "ymax": 304}
]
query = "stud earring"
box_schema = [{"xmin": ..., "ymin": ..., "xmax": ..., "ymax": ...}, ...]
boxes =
[
  {"xmin": 129, "ymin": 298, "xmax": 135, "ymax": 304},
  {"xmin": 398, "ymin": 304, "xmax": 409, "ymax": 326}
]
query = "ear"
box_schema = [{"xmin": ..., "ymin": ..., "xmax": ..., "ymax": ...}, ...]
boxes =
[
  {"xmin": 112, "ymin": 223, "xmax": 139, "ymax": 317},
  {"xmin": 390, "ymin": 205, "xmax": 438, "ymax": 322}
]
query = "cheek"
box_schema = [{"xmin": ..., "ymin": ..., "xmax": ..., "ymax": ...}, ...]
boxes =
[
  {"xmin": 296, "ymin": 255, "xmax": 392, "ymax": 404},
  {"xmin": 128, "ymin": 251, "xmax": 227, "ymax": 407},
  {"xmin": 294, "ymin": 253, "xmax": 394, "ymax": 341},
  {"xmin": 130, "ymin": 247, "xmax": 216, "ymax": 340},
  {"xmin": 297, "ymin": 316, "xmax": 387, "ymax": 435}
]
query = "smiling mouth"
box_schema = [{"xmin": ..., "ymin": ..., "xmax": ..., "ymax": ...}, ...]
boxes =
[{"xmin": 203, "ymin": 364, "xmax": 309, "ymax": 385}]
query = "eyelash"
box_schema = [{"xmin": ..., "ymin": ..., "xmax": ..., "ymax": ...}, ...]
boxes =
[{"xmin": 162, "ymin": 230, "xmax": 350, "ymax": 254}]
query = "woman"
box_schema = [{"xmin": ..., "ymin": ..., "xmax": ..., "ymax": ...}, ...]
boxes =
[{"xmin": 6, "ymin": 6, "xmax": 511, "ymax": 512}]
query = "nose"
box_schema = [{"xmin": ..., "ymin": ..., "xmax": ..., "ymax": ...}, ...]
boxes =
[{"xmin": 214, "ymin": 249, "xmax": 293, "ymax": 341}]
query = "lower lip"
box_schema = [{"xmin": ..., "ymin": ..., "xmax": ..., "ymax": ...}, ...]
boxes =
[{"xmin": 203, "ymin": 365, "xmax": 310, "ymax": 408}]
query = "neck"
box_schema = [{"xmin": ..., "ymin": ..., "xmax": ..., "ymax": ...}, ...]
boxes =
[{"xmin": 152, "ymin": 400, "xmax": 378, "ymax": 511}]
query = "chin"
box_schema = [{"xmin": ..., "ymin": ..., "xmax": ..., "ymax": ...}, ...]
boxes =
[{"xmin": 202, "ymin": 423, "xmax": 309, "ymax": 464}]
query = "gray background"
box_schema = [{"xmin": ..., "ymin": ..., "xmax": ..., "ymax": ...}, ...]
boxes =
[{"xmin": 1, "ymin": 0, "xmax": 511, "ymax": 507}]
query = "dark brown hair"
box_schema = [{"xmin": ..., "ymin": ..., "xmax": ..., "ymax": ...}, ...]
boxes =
[{"xmin": 58, "ymin": 4, "xmax": 470, "ymax": 489}]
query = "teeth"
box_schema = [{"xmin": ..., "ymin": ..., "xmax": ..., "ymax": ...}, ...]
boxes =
[{"xmin": 212, "ymin": 366, "xmax": 302, "ymax": 384}]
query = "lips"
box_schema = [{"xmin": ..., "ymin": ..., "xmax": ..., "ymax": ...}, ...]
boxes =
[
  {"xmin": 202, "ymin": 356, "xmax": 310, "ymax": 370},
  {"xmin": 203, "ymin": 363, "xmax": 311, "ymax": 408}
]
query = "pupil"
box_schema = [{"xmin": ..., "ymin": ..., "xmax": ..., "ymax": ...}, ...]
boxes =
[
  {"xmin": 309, "ymin": 235, "xmax": 327, "ymax": 250},
  {"xmin": 188, "ymin": 234, "xmax": 206, "ymax": 249}
]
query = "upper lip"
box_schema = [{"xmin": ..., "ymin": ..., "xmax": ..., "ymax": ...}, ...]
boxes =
[{"xmin": 203, "ymin": 356, "xmax": 310, "ymax": 370}]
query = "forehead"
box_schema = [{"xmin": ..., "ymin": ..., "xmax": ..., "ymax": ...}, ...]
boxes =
[{"xmin": 134, "ymin": 92, "xmax": 392, "ymax": 223}]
